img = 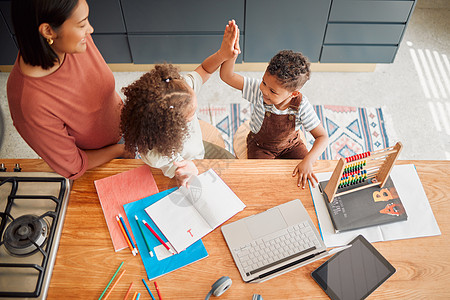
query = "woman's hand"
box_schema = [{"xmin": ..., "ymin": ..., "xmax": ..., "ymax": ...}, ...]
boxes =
[
  {"xmin": 292, "ymin": 158, "xmax": 318, "ymax": 189},
  {"xmin": 174, "ymin": 160, "xmax": 199, "ymax": 187}
]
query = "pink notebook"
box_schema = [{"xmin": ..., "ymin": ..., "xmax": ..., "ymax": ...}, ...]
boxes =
[{"xmin": 94, "ymin": 165, "xmax": 159, "ymax": 252}]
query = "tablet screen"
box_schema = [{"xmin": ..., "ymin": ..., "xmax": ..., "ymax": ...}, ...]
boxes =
[{"xmin": 311, "ymin": 235, "xmax": 395, "ymax": 300}]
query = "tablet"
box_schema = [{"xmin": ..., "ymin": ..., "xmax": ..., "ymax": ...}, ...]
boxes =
[{"xmin": 311, "ymin": 235, "xmax": 395, "ymax": 300}]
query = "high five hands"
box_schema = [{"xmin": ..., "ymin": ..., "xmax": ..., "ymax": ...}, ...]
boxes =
[{"xmin": 218, "ymin": 19, "xmax": 241, "ymax": 61}]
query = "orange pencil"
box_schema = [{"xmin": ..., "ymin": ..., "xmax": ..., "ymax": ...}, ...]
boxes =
[
  {"xmin": 154, "ymin": 281, "xmax": 163, "ymax": 300},
  {"xmin": 104, "ymin": 269, "xmax": 126, "ymax": 300},
  {"xmin": 123, "ymin": 282, "xmax": 133, "ymax": 300},
  {"xmin": 116, "ymin": 216, "xmax": 136, "ymax": 256},
  {"xmin": 131, "ymin": 291, "xmax": 138, "ymax": 300}
]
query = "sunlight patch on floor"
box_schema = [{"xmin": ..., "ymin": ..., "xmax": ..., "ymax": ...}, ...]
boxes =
[{"xmin": 409, "ymin": 41, "xmax": 450, "ymax": 135}]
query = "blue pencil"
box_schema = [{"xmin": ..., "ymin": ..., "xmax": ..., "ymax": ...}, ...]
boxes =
[
  {"xmin": 118, "ymin": 214, "xmax": 138, "ymax": 254},
  {"xmin": 136, "ymin": 293, "xmax": 141, "ymax": 300},
  {"xmin": 142, "ymin": 279, "xmax": 156, "ymax": 300}
]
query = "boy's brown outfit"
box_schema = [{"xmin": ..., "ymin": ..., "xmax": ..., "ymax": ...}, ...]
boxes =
[{"xmin": 247, "ymin": 95, "xmax": 309, "ymax": 159}]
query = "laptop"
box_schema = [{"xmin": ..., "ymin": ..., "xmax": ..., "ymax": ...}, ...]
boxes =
[{"xmin": 221, "ymin": 199, "xmax": 347, "ymax": 283}]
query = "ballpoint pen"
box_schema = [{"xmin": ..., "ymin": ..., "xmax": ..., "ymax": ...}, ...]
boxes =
[{"xmin": 327, "ymin": 244, "xmax": 352, "ymax": 255}]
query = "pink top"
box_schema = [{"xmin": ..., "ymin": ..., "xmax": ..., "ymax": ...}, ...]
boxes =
[{"xmin": 7, "ymin": 35, "xmax": 123, "ymax": 179}]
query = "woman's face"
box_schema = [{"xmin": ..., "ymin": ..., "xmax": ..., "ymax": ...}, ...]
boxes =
[{"xmin": 51, "ymin": 0, "xmax": 94, "ymax": 55}]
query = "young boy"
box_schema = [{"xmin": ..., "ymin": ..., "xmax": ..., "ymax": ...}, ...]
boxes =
[{"xmin": 220, "ymin": 22, "xmax": 328, "ymax": 189}]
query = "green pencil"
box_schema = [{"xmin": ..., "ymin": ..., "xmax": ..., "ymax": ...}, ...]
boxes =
[
  {"xmin": 98, "ymin": 261, "xmax": 124, "ymax": 300},
  {"xmin": 135, "ymin": 215, "xmax": 154, "ymax": 257}
]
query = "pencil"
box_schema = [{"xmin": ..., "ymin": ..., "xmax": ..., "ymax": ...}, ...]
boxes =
[
  {"xmin": 104, "ymin": 269, "xmax": 126, "ymax": 300},
  {"xmin": 98, "ymin": 261, "xmax": 124, "ymax": 300},
  {"xmin": 142, "ymin": 279, "xmax": 156, "ymax": 300},
  {"xmin": 116, "ymin": 216, "xmax": 136, "ymax": 256},
  {"xmin": 142, "ymin": 220, "xmax": 175, "ymax": 255},
  {"xmin": 135, "ymin": 215, "xmax": 154, "ymax": 257},
  {"xmin": 154, "ymin": 281, "xmax": 163, "ymax": 300},
  {"xmin": 123, "ymin": 282, "xmax": 133, "ymax": 300},
  {"xmin": 119, "ymin": 214, "xmax": 138, "ymax": 254},
  {"xmin": 135, "ymin": 293, "xmax": 141, "ymax": 300},
  {"xmin": 131, "ymin": 291, "xmax": 138, "ymax": 300}
]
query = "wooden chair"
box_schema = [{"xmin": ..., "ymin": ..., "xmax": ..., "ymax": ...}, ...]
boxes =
[
  {"xmin": 233, "ymin": 120, "xmax": 308, "ymax": 159},
  {"xmin": 198, "ymin": 119, "xmax": 225, "ymax": 148},
  {"xmin": 233, "ymin": 121, "xmax": 251, "ymax": 159}
]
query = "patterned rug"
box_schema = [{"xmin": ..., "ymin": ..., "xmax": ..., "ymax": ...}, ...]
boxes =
[{"xmin": 197, "ymin": 103, "xmax": 392, "ymax": 160}]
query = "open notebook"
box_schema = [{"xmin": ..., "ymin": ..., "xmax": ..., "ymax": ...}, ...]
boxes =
[{"xmin": 145, "ymin": 169, "xmax": 246, "ymax": 253}]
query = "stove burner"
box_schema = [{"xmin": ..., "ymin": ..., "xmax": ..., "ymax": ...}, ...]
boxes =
[{"xmin": 4, "ymin": 214, "xmax": 49, "ymax": 256}]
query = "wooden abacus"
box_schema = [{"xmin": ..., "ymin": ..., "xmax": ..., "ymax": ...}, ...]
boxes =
[{"xmin": 323, "ymin": 142, "xmax": 403, "ymax": 203}]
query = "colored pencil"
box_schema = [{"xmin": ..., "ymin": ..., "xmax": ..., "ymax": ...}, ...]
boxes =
[
  {"xmin": 154, "ymin": 281, "xmax": 163, "ymax": 300},
  {"xmin": 142, "ymin": 279, "xmax": 156, "ymax": 300},
  {"xmin": 123, "ymin": 282, "xmax": 133, "ymax": 300},
  {"xmin": 119, "ymin": 214, "xmax": 138, "ymax": 254},
  {"xmin": 104, "ymin": 269, "xmax": 126, "ymax": 300},
  {"xmin": 136, "ymin": 293, "xmax": 141, "ymax": 300},
  {"xmin": 142, "ymin": 220, "xmax": 175, "ymax": 254},
  {"xmin": 116, "ymin": 216, "xmax": 136, "ymax": 256},
  {"xmin": 98, "ymin": 261, "xmax": 124, "ymax": 300},
  {"xmin": 131, "ymin": 291, "xmax": 138, "ymax": 300},
  {"xmin": 135, "ymin": 215, "xmax": 154, "ymax": 257}
]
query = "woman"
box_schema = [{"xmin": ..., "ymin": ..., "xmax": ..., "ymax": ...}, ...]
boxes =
[{"xmin": 7, "ymin": 0, "xmax": 130, "ymax": 179}]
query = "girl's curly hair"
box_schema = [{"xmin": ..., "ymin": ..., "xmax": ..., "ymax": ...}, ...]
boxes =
[
  {"xmin": 267, "ymin": 50, "xmax": 311, "ymax": 92},
  {"xmin": 120, "ymin": 64, "xmax": 193, "ymax": 157}
]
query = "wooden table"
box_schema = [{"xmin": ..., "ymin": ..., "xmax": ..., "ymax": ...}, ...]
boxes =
[{"xmin": 5, "ymin": 159, "xmax": 450, "ymax": 299}]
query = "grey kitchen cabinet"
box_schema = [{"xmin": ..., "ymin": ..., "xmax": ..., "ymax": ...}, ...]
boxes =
[
  {"xmin": 89, "ymin": 0, "xmax": 132, "ymax": 63},
  {"xmin": 121, "ymin": 0, "xmax": 245, "ymax": 64},
  {"xmin": 0, "ymin": 0, "xmax": 17, "ymax": 65},
  {"xmin": 320, "ymin": 0, "xmax": 416, "ymax": 63},
  {"xmin": 244, "ymin": 0, "xmax": 332, "ymax": 63},
  {"xmin": 128, "ymin": 34, "xmax": 244, "ymax": 64},
  {"xmin": 0, "ymin": 0, "xmax": 417, "ymax": 66}
]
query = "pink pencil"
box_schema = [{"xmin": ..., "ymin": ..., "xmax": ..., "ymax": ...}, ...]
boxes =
[{"xmin": 123, "ymin": 282, "xmax": 133, "ymax": 300}]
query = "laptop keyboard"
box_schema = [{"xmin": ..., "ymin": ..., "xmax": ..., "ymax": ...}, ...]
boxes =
[{"xmin": 233, "ymin": 220, "xmax": 322, "ymax": 276}]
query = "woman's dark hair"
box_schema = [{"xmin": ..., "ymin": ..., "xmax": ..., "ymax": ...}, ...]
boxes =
[
  {"xmin": 120, "ymin": 64, "xmax": 193, "ymax": 157},
  {"xmin": 267, "ymin": 50, "xmax": 311, "ymax": 91},
  {"xmin": 11, "ymin": 0, "xmax": 79, "ymax": 69}
]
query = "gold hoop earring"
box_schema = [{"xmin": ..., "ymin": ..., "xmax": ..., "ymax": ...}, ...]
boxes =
[{"xmin": 47, "ymin": 38, "xmax": 54, "ymax": 45}]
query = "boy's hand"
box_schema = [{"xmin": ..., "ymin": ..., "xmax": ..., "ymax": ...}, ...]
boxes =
[
  {"xmin": 174, "ymin": 160, "xmax": 199, "ymax": 187},
  {"xmin": 218, "ymin": 19, "xmax": 240, "ymax": 61},
  {"xmin": 292, "ymin": 159, "xmax": 318, "ymax": 189}
]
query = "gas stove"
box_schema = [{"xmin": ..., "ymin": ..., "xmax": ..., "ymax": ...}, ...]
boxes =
[{"xmin": 0, "ymin": 168, "xmax": 70, "ymax": 299}]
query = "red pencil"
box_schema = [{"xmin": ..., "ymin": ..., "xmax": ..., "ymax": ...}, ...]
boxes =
[
  {"xmin": 142, "ymin": 220, "xmax": 175, "ymax": 254},
  {"xmin": 154, "ymin": 281, "xmax": 163, "ymax": 300}
]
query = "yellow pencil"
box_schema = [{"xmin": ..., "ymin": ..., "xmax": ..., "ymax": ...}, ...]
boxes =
[
  {"xmin": 116, "ymin": 216, "xmax": 136, "ymax": 256},
  {"xmin": 104, "ymin": 269, "xmax": 126, "ymax": 300},
  {"xmin": 132, "ymin": 291, "xmax": 138, "ymax": 300}
]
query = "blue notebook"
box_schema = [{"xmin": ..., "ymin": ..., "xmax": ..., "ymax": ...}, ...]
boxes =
[{"xmin": 123, "ymin": 188, "xmax": 208, "ymax": 280}]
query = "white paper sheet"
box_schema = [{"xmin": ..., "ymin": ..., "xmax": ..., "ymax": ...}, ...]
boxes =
[{"xmin": 310, "ymin": 164, "xmax": 441, "ymax": 247}]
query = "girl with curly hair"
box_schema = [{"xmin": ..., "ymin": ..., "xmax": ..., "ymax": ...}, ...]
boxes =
[
  {"xmin": 121, "ymin": 20, "xmax": 240, "ymax": 186},
  {"xmin": 220, "ymin": 22, "xmax": 328, "ymax": 189}
]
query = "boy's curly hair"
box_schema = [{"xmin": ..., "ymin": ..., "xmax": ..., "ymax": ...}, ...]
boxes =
[
  {"xmin": 267, "ymin": 50, "xmax": 311, "ymax": 92},
  {"xmin": 120, "ymin": 64, "xmax": 193, "ymax": 157}
]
